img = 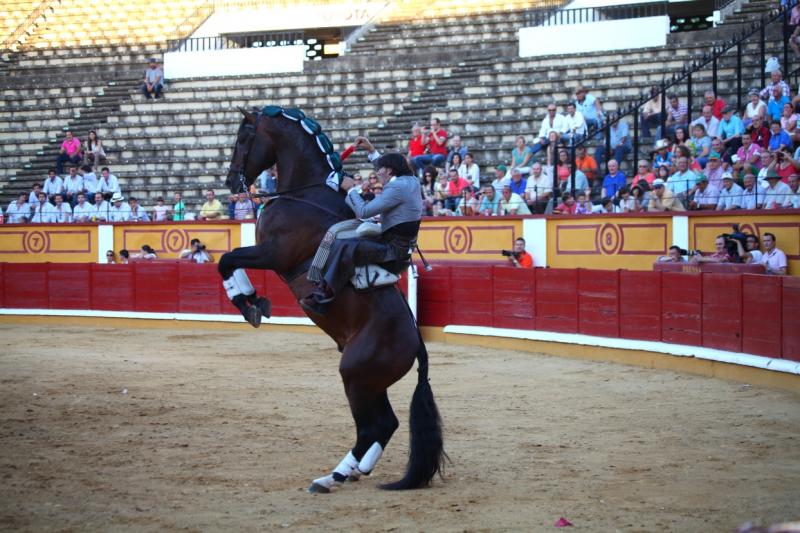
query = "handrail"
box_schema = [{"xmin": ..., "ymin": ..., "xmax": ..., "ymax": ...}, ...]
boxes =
[
  {"xmin": 2, "ymin": 0, "xmax": 57, "ymax": 53},
  {"xmin": 529, "ymin": 1, "xmax": 668, "ymax": 27},
  {"xmin": 168, "ymin": 30, "xmax": 305, "ymax": 52},
  {"xmin": 169, "ymin": 0, "xmax": 215, "ymax": 52},
  {"xmin": 343, "ymin": 0, "xmax": 393, "ymax": 53}
]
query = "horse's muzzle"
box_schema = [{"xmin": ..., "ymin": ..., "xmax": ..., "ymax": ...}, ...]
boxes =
[{"xmin": 225, "ymin": 172, "xmax": 246, "ymax": 194}]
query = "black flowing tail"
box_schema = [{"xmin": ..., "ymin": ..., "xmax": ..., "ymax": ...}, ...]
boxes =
[{"xmin": 381, "ymin": 337, "xmax": 447, "ymax": 490}]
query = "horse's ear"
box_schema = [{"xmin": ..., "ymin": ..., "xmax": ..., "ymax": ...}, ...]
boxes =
[{"xmin": 238, "ymin": 106, "xmax": 255, "ymax": 123}]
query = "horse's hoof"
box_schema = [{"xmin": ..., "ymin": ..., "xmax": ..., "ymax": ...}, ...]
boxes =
[
  {"xmin": 307, "ymin": 482, "xmax": 330, "ymax": 494},
  {"xmin": 255, "ymin": 297, "xmax": 271, "ymax": 318},
  {"xmin": 246, "ymin": 306, "xmax": 261, "ymax": 328}
]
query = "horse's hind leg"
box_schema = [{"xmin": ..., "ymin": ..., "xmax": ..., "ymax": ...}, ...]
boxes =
[{"xmin": 218, "ymin": 245, "xmax": 275, "ymax": 327}]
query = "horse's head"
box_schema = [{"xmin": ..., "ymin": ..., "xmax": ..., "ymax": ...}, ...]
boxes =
[{"xmin": 226, "ymin": 107, "xmax": 275, "ymax": 194}]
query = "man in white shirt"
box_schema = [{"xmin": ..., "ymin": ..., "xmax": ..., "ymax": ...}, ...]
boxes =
[
  {"xmin": 525, "ymin": 162, "xmax": 553, "ymax": 212},
  {"xmin": 42, "ymin": 169, "xmax": 64, "ymax": 200},
  {"xmin": 93, "ymin": 192, "xmax": 110, "ymax": 221},
  {"xmin": 497, "ymin": 185, "xmax": 531, "ymax": 215},
  {"xmin": 80, "ymin": 165, "xmax": 98, "ymax": 201},
  {"xmin": 562, "ymin": 102, "xmax": 587, "ymax": 144},
  {"xmin": 740, "ymin": 174, "xmax": 765, "ymax": 210},
  {"xmin": 491, "ymin": 165, "xmax": 511, "ymax": 192},
  {"xmin": 108, "ymin": 192, "xmax": 132, "ymax": 222},
  {"xmin": 530, "ymin": 104, "xmax": 567, "ymax": 156},
  {"xmin": 28, "ymin": 184, "xmax": 43, "ymax": 208},
  {"xmin": 31, "ymin": 192, "xmax": 56, "ymax": 223},
  {"xmin": 784, "ymin": 174, "xmax": 799, "ymax": 208},
  {"xmin": 63, "ymin": 165, "xmax": 83, "ymax": 207},
  {"xmin": 72, "ymin": 193, "xmax": 94, "ymax": 222},
  {"xmin": 690, "ymin": 105, "xmax": 720, "ymax": 138},
  {"xmin": 128, "ymin": 196, "xmax": 150, "ymax": 222},
  {"xmin": 716, "ymin": 173, "xmax": 743, "ymax": 210},
  {"xmin": 763, "ymin": 171, "xmax": 792, "ymax": 209},
  {"xmin": 52, "ymin": 194, "xmax": 72, "ymax": 223},
  {"xmin": 5, "ymin": 194, "xmax": 31, "ymax": 223},
  {"xmin": 690, "ymin": 175, "xmax": 720, "ymax": 210},
  {"xmin": 98, "ymin": 167, "xmax": 121, "ymax": 197},
  {"xmin": 760, "ymin": 232, "xmax": 788, "ymax": 275}
]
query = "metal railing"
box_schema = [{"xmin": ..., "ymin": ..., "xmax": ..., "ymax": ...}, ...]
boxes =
[
  {"xmin": 168, "ymin": 31, "xmax": 305, "ymax": 52},
  {"xmin": 529, "ymin": 1, "xmax": 668, "ymax": 27}
]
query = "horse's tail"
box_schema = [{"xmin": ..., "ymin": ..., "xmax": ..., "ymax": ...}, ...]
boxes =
[{"xmin": 381, "ymin": 335, "xmax": 447, "ymax": 490}]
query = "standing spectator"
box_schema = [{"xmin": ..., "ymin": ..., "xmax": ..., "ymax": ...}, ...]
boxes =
[
  {"xmin": 63, "ymin": 166, "xmax": 83, "ymax": 207},
  {"xmin": 716, "ymin": 173, "xmax": 743, "ymax": 210},
  {"xmin": 525, "ymin": 162, "xmax": 552, "ymax": 213},
  {"xmin": 98, "ymin": 167, "xmax": 120, "ymax": 198},
  {"xmin": 509, "ymin": 136, "xmax": 533, "ymax": 177},
  {"xmin": 691, "ymin": 105, "xmax": 720, "ymax": 138},
  {"xmin": 56, "ymin": 130, "xmax": 82, "ymax": 174},
  {"xmin": 703, "ymin": 152, "xmax": 724, "ymax": 190},
  {"xmin": 108, "ymin": 193, "xmax": 132, "ymax": 222},
  {"xmin": 84, "ymin": 130, "xmax": 107, "ymax": 169},
  {"xmin": 498, "ymin": 185, "xmax": 531, "ymax": 215},
  {"xmin": 458, "ymin": 153, "xmax": 481, "ymax": 190},
  {"xmin": 759, "ymin": 233, "xmax": 788, "ymax": 274},
  {"xmin": 507, "ymin": 237, "xmax": 534, "ymax": 268},
  {"xmin": 784, "ymin": 174, "xmax": 800, "ymax": 208},
  {"xmin": 233, "ymin": 193, "xmax": 255, "ymax": 220},
  {"xmin": 446, "ymin": 135, "xmax": 468, "ymax": 171},
  {"xmin": 52, "ymin": 194, "xmax": 71, "ymax": 223},
  {"xmin": 648, "ymin": 178, "xmax": 685, "ymax": 211},
  {"xmin": 594, "ymin": 114, "xmax": 631, "ymax": 167},
  {"xmin": 767, "ymin": 85, "xmax": 790, "ymax": 121},
  {"xmin": 658, "ymin": 94, "xmax": 688, "ymax": 139},
  {"xmin": 741, "ymin": 174, "xmax": 766, "ymax": 209},
  {"xmin": 5, "ymin": 194, "xmax": 30, "ymax": 223},
  {"xmin": 640, "ymin": 86, "xmax": 663, "ymax": 138},
  {"xmin": 562, "ymin": 102, "xmax": 587, "ymax": 144},
  {"xmin": 719, "ymin": 107, "xmax": 744, "ymax": 153},
  {"xmin": 413, "ymin": 117, "xmax": 448, "ymax": 172},
  {"xmin": 688, "ymin": 123, "xmax": 712, "ymax": 167},
  {"xmin": 744, "ymin": 89, "xmax": 768, "ymax": 127},
  {"xmin": 79, "ymin": 165, "xmax": 98, "ymax": 202},
  {"xmin": 690, "ymin": 175, "xmax": 720, "ymax": 210},
  {"xmin": 72, "ymin": 193, "xmax": 93, "ymax": 222},
  {"xmin": 768, "ymin": 120, "xmax": 792, "ymax": 151},
  {"xmin": 42, "ymin": 169, "xmax": 64, "ymax": 201},
  {"xmin": 759, "ymin": 69, "xmax": 791, "ymax": 100},
  {"xmin": 198, "ymin": 189, "xmax": 224, "ymax": 220},
  {"xmin": 406, "ymin": 124, "xmax": 425, "ymax": 164},
  {"xmin": 129, "ymin": 197, "xmax": 150, "ymax": 222},
  {"xmin": 601, "ymin": 159, "xmax": 626, "ymax": 199},
  {"xmin": 735, "ymin": 132, "xmax": 762, "ymax": 175},
  {"xmin": 152, "ymin": 197, "xmax": 169, "ymax": 221},
  {"xmin": 574, "ymin": 145, "xmax": 598, "ymax": 181},
  {"xmin": 575, "ymin": 86, "xmax": 603, "ymax": 135},
  {"xmin": 747, "ymin": 115, "xmax": 771, "ymax": 149},
  {"xmin": 92, "ymin": 192, "xmax": 110, "ymax": 221},
  {"xmin": 530, "ymin": 103, "xmax": 567, "ymax": 156},
  {"xmin": 31, "ymin": 192, "xmax": 56, "ymax": 223},
  {"xmin": 704, "ymin": 90, "xmax": 726, "ymax": 120},
  {"xmin": 141, "ymin": 58, "xmax": 164, "ymax": 99},
  {"xmin": 478, "ymin": 184, "xmax": 500, "ymax": 215},
  {"xmin": 171, "ymin": 192, "xmax": 186, "ymax": 221},
  {"xmin": 763, "ymin": 170, "xmax": 792, "ymax": 208}
]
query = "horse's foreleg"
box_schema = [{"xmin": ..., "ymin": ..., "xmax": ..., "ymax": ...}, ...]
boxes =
[{"xmin": 218, "ymin": 245, "xmax": 276, "ymax": 327}]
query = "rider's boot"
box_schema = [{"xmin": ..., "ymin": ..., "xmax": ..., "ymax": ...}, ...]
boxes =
[{"xmin": 299, "ymin": 282, "xmax": 334, "ymax": 316}]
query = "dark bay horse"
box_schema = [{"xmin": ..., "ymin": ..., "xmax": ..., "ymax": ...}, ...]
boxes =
[{"xmin": 217, "ymin": 106, "xmax": 445, "ymax": 492}]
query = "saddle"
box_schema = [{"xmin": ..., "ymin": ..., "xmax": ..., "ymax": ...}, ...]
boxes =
[{"xmin": 343, "ymin": 222, "xmax": 401, "ymax": 291}]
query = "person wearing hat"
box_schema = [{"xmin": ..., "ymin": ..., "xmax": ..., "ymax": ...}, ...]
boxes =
[
  {"xmin": 648, "ymin": 178, "xmax": 685, "ymax": 212},
  {"xmin": 718, "ymin": 107, "xmax": 744, "ymax": 152},
  {"xmin": 690, "ymin": 174, "xmax": 720, "ymax": 210},
  {"xmin": 763, "ymin": 169, "xmax": 793, "ymax": 209},
  {"xmin": 703, "ymin": 151, "xmax": 725, "ymax": 189},
  {"xmin": 491, "ymin": 164, "xmax": 510, "ymax": 192},
  {"xmin": 107, "ymin": 192, "xmax": 132, "ymax": 222},
  {"xmin": 141, "ymin": 57, "xmax": 164, "ymax": 99},
  {"xmin": 300, "ymin": 136, "xmax": 423, "ymax": 315},
  {"xmin": 652, "ymin": 139, "xmax": 672, "ymax": 169},
  {"xmin": 716, "ymin": 172, "xmax": 744, "ymax": 210}
]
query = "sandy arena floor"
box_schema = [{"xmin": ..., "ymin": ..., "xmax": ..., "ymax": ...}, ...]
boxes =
[{"xmin": 0, "ymin": 323, "xmax": 798, "ymax": 532}]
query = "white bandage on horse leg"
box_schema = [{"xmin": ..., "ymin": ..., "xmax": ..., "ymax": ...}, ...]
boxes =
[
  {"xmin": 311, "ymin": 473, "xmax": 337, "ymax": 491},
  {"xmin": 223, "ymin": 268, "xmax": 256, "ymax": 300},
  {"xmin": 356, "ymin": 442, "xmax": 383, "ymax": 475},
  {"xmin": 332, "ymin": 451, "xmax": 359, "ymax": 482}
]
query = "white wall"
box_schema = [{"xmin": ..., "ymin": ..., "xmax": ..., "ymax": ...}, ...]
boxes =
[
  {"xmin": 519, "ymin": 15, "xmax": 669, "ymax": 57},
  {"xmin": 164, "ymin": 45, "xmax": 305, "ymax": 79}
]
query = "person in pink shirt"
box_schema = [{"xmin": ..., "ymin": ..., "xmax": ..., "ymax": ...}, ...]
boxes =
[
  {"xmin": 56, "ymin": 130, "xmax": 82, "ymax": 174},
  {"xmin": 555, "ymin": 192, "xmax": 579, "ymax": 214}
]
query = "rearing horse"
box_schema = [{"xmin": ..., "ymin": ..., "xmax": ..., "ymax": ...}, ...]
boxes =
[{"xmin": 217, "ymin": 106, "xmax": 445, "ymax": 492}]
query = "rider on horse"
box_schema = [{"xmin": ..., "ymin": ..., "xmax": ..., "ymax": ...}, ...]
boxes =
[{"xmin": 300, "ymin": 137, "xmax": 423, "ymax": 315}]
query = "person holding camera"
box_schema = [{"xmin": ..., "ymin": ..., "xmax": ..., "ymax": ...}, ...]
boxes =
[
  {"xmin": 503, "ymin": 237, "xmax": 533, "ymax": 268},
  {"xmin": 657, "ymin": 245, "xmax": 688, "ymax": 263},
  {"xmin": 691, "ymin": 235, "xmax": 732, "ymax": 264},
  {"xmin": 180, "ymin": 238, "xmax": 212, "ymax": 264}
]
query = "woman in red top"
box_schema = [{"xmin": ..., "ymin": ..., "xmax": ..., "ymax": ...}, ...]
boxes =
[
  {"xmin": 631, "ymin": 159, "xmax": 656, "ymax": 188},
  {"xmin": 412, "ymin": 117, "xmax": 448, "ymax": 174}
]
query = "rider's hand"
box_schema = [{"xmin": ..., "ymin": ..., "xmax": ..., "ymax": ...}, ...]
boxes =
[
  {"xmin": 354, "ymin": 136, "xmax": 375, "ymax": 153},
  {"xmin": 340, "ymin": 176, "xmax": 356, "ymax": 191}
]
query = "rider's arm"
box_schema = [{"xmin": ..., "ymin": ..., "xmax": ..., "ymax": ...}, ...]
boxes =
[{"xmin": 346, "ymin": 183, "xmax": 403, "ymax": 219}]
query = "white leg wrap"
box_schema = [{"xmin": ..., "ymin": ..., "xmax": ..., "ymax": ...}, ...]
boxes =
[
  {"xmin": 223, "ymin": 268, "xmax": 255, "ymax": 300},
  {"xmin": 356, "ymin": 442, "xmax": 383, "ymax": 475},
  {"xmin": 311, "ymin": 474, "xmax": 337, "ymax": 490},
  {"xmin": 333, "ymin": 451, "xmax": 359, "ymax": 481}
]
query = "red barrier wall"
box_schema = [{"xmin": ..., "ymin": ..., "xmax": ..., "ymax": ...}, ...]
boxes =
[
  {"xmin": 702, "ymin": 273, "xmax": 743, "ymax": 353},
  {"xmin": 535, "ymin": 269, "xmax": 578, "ymax": 333},
  {"xmin": 492, "ymin": 266, "xmax": 535, "ymax": 330},
  {"xmin": 742, "ymin": 275, "xmax": 782, "ymax": 358},
  {"xmin": 48, "ymin": 263, "xmax": 91, "ymax": 310},
  {"xmin": 619, "ymin": 270, "xmax": 662, "ymax": 341},
  {"xmin": 4, "ymin": 263, "xmax": 49, "ymax": 309},
  {"xmin": 417, "ymin": 265, "xmax": 451, "ymax": 327},
  {"xmin": 661, "ymin": 272, "xmax": 702, "ymax": 347},
  {"xmin": 782, "ymin": 277, "xmax": 800, "ymax": 362},
  {"xmin": 578, "ymin": 269, "xmax": 619, "ymax": 338}
]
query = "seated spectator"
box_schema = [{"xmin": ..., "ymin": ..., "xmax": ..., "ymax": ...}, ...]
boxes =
[
  {"xmin": 671, "ymin": 126, "xmax": 689, "ymax": 158},
  {"xmin": 458, "ymin": 153, "xmax": 480, "ymax": 190},
  {"xmin": 594, "ymin": 113, "xmax": 631, "ymax": 167},
  {"xmin": 525, "ymin": 162, "xmax": 552, "ymax": 213},
  {"xmin": 455, "ymin": 187, "xmax": 479, "ymax": 216},
  {"xmin": 705, "ymin": 90, "xmax": 726, "ymax": 120},
  {"xmin": 498, "ymin": 184, "xmax": 531, "ymax": 215},
  {"xmin": 84, "ymin": 130, "xmax": 107, "ymax": 169},
  {"xmin": 31, "ymin": 192, "xmax": 56, "ymax": 223},
  {"xmin": 449, "ymin": 153, "xmax": 463, "ymax": 179},
  {"xmin": 735, "ymin": 133, "xmax": 762, "ymax": 175},
  {"xmin": 780, "ymin": 102, "xmax": 799, "ymax": 141},
  {"xmin": 575, "ymin": 190, "xmax": 594, "ymax": 214},
  {"xmin": 588, "ymin": 177, "xmax": 604, "ymax": 204},
  {"xmin": 767, "ymin": 86, "xmax": 790, "ymax": 122},
  {"xmin": 649, "ymin": 178, "xmax": 685, "ymax": 211},
  {"xmin": 445, "ymin": 169, "xmax": 471, "ymax": 211},
  {"xmin": 509, "ymin": 136, "xmax": 532, "ymax": 177},
  {"xmin": 747, "ymin": 115, "xmax": 771, "ymax": 149},
  {"xmin": 129, "ymin": 196, "xmax": 150, "ymax": 222},
  {"xmin": 631, "ymin": 183, "xmax": 648, "ymax": 211},
  {"xmin": 478, "ymin": 184, "xmax": 500, "ymax": 215},
  {"xmin": 98, "ymin": 167, "xmax": 120, "ymax": 198},
  {"xmin": 43, "ymin": 169, "xmax": 64, "ymax": 201},
  {"xmin": 739, "ymin": 234, "xmax": 763, "ymax": 264},
  {"xmin": 133, "ymin": 244, "xmax": 158, "ymax": 260},
  {"xmin": 601, "ymin": 159, "xmax": 626, "ymax": 199},
  {"xmin": 446, "ymin": 135, "xmax": 468, "ymax": 171},
  {"xmin": 652, "ymin": 139, "xmax": 672, "ymax": 169},
  {"xmin": 756, "ymin": 151, "xmax": 774, "ymax": 184},
  {"xmin": 555, "ymin": 151, "xmax": 588, "ymax": 193},
  {"xmin": 508, "ymin": 168, "xmax": 527, "ymax": 197},
  {"xmin": 233, "ymin": 193, "xmax": 255, "ymax": 220},
  {"xmin": 618, "ymin": 186, "xmax": 641, "ymax": 213},
  {"xmin": 773, "ymin": 148, "xmax": 799, "ymax": 181},
  {"xmin": 406, "ymin": 124, "xmax": 425, "ymax": 164},
  {"xmin": 152, "ymin": 197, "xmax": 169, "ymax": 221},
  {"xmin": 171, "ymin": 192, "xmax": 186, "ymax": 221},
  {"xmin": 544, "ymin": 130, "xmax": 563, "ymax": 167},
  {"xmin": 105, "ymin": 250, "xmax": 117, "ymax": 264},
  {"xmin": 108, "ymin": 193, "xmax": 132, "ymax": 222},
  {"xmin": 574, "ymin": 145, "xmax": 598, "ymax": 181},
  {"xmin": 554, "ymin": 192, "xmax": 578, "ymax": 214},
  {"xmin": 691, "ymin": 105, "xmax": 720, "ymax": 138},
  {"xmin": 667, "ymin": 156, "xmax": 695, "ymax": 201},
  {"xmin": 703, "ymin": 152, "xmax": 725, "ymax": 189},
  {"xmin": 658, "ymin": 245, "xmax": 688, "ymax": 263},
  {"xmin": 141, "ymin": 58, "xmax": 164, "ymax": 99},
  {"xmin": 52, "ymin": 194, "xmax": 71, "ymax": 223},
  {"xmin": 562, "ymin": 102, "xmax": 587, "ymax": 144},
  {"xmin": 786, "ymin": 174, "xmax": 800, "ymax": 208},
  {"xmin": 119, "ymin": 249, "xmax": 130, "ymax": 264},
  {"xmin": 198, "ymin": 189, "xmax": 225, "ymax": 220},
  {"xmin": 79, "ymin": 165, "xmax": 98, "ymax": 202},
  {"xmin": 5, "ymin": 194, "xmax": 30, "ymax": 223},
  {"xmin": 93, "ymin": 192, "xmax": 110, "ymax": 221},
  {"xmin": 716, "ymin": 173, "xmax": 743, "ymax": 210},
  {"xmin": 632, "ymin": 160, "xmax": 656, "ymax": 189},
  {"xmin": 28, "ymin": 183, "xmax": 42, "ymax": 209},
  {"xmin": 768, "ymin": 120, "xmax": 792, "ymax": 152},
  {"xmin": 256, "ymin": 167, "xmax": 278, "ymax": 194},
  {"xmin": 530, "ymin": 104, "xmax": 566, "ymax": 156},
  {"xmin": 740, "ymin": 174, "xmax": 765, "ymax": 209},
  {"xmin": 420, "ymin": 168, "xmax": 437, "ymax": 215},
  {"xmin": 180, "ymin": 239, "xmax": 212, "ymax": 263},
  {"xmin": 744, "ymin": 88, "xmax": 767, "ymax": 127},
  {"xmin": 433, "ymin": 172, "xmax": 448, "ymax": 204},
  {"xmin": 719, "ymin": 107, "xmax": 744, "ymax": 153},
  {"xmin": 691, "ymin": 234, "xmax": 731, "ymax": 263},
  {"xmin": 690, "ymin": 175, "xmax": 720, "ymax": 210},
  {"xmin": 688, "ymin": 124, "xmax": 712, "ymax": 167},
  {"xmin": 507, "ymin": 237, "xmax": 533, "ymax": 268},
  {"xmin": 659, "ymin": 93, "xmax": 688, "ymax": 139},
  {"xmin": 491, "ymin": 164, "xmax": 510, "ymax": 192},
  {"xmin": 63, "ymin": 166, "xmax": 83, "ymax": 207},
  {"xmin": 575, "ymin": 86, "xmax": 603, "ymax": 135},
  {"xmin": 760, "ymin": 69, "xmax": 791, "ymax": 100},
  {"xmin": 413, "ymin": 117, "xmax": 448, "ymax": 172},
  {"xmin": 760, "ymin": 232, "xmax": 787, "ymax": 274},
  {"xmin": 56, "ymin": 130, "xmax": 82, "ymax": 175},
  {"xmin": 72, "ymin": 193, "xmax": 93, "ymax": 222},
  {"xmin": 763, "ymin": 170, "xmax": 792, "ymax": 208},
  {"xmin": 640, "ymin": 86, "xmax": 663, "ymax": 138}
]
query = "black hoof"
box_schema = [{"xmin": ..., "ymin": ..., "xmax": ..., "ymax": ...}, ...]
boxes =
[
  {"xmin": 255, "ymin": 297, "xmax": 271, "ymax": 318},
  {"xmin": 245, "ymin": 306, "xmax": 261, "ymax": 328},
  {"xmin": 307, "ymin": 482, "xmax": 330, "ymax": 494}
]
